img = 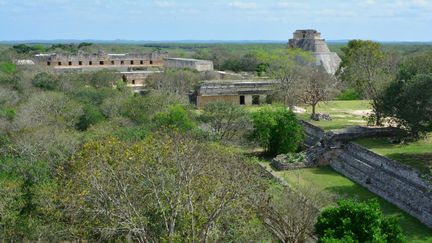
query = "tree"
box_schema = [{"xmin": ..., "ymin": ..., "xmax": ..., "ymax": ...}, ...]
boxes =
[
  {"xmin": 250, "ymin": 106, "xmax": 304, "ymax": 155},
  {"xmin": 338, "ymin": 40, "xmax": 394, "ymax": 125},
  {"xmin": 266, "ymin": 49, "xmax": 312, "ymax": 107},
  {"xmin": 257, "ymin": 186, "xmax": 326, "ymax": 243},
  {"xmin": 147, "ymin": 69, "xmax": 200, "ymax": 96},
  {"xmin": 376, "ymin": 74, "xmax": 432, "ymax": 139},
  {"xmin": 200, "ymin": 101, "xmax": 250, "ymax": 142},
  {"xmin": 315, "ymin": 200, "xmax": 405, "ymax": 243},
  {"xmin": 32, "ymin": 72, "xmax": 59, "ymax": 90},
  {"xmin": 300, "ymin": 67, "xmax": 338, "ymax": 117},
  {"xmin": 153, "ymin": 104, "xmax": 196, "ymax": 132},
  {"xmin": 59, "ymin": 134, "xmax": 264, "ymax": 242}
]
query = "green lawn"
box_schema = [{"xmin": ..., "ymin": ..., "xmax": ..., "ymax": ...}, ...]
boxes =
[
  {"xmin": 298, "ymin": 100, "xmax": 370, "ymax": 130},
  {"xmin": 355, "ymin": 137, "xmax": 432, "ymax": 175},
  {"xmin": 272, "ymin": 166, "xmax": 432, "ymax": 243}
]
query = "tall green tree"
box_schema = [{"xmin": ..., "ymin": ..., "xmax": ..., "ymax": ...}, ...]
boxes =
[{"xmin": 338, "ymin": 40, "xmax": 394, "ymax": 125}]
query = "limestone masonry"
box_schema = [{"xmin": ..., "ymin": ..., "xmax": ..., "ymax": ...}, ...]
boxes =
[
  {"xmin": 196, "ymin": 80, "xmax": 275, "ymax": 107},
  {"xmin": 165, "ymin": 58, "xmax": 214, "ymax": 72},
  {"xmin": 288, "ymin": 29, "xmax": 341, "ymax": 74},
  {"xmin": 301, "ymin": 122, "xmax": 432, "ymax": 228}
]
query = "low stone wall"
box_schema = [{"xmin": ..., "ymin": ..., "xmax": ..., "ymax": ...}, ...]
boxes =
[
  {"xmin": 330, "ymin": 142, "xmax": 432, "ymax": 228},
  {"xmin": 300, "ymin": 120, "xmax": 325, "ymax": 147}
]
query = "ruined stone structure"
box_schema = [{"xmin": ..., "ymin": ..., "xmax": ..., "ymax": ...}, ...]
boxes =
[
  {"xmin": 301, "ymin": 122, "xmax": 432, "ymax": 228},
  {"xmin": 165, "ymin": 58, "xmax": 214, "ymax": 72},
  {"xmin": 196, "ymin": 80, "xmax": 275, "ymax": 107},
  {"xmin": 34, "ymin": 51, "xmax": 168, "ymax": 71},
  {"xmin": 288, "ymin": 30, "xmax": 341, "ymax": 74},
  {"xmin": 120, "ymin": 70, "xmax": 162, "ymax": 93}
]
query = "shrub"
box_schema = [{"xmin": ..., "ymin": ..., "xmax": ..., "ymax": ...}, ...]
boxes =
[
  {"xmin": 153, "ymin": 104, "xmax": 196, "ymax": 132},
  {"xmin": 336, "ymin": 88, "xmax": 361, "ymax": 100},
  {"xmin": 250, "ymin": 106, "xmax": 304, "ymax": 155},
  {"xmin": 32, "ymin": 72, "xmax": 59, "ymax": 90},
  {"xmin": 315, "ymin": 200, "xmax": 405, "ymax": 243},
  {"xmin": 77, "ymin": 104, "xmax": 105, "ymax": 131},
  {"xmin": 0, "ymin": 61, "xmax": 17, "ymax": 74}
]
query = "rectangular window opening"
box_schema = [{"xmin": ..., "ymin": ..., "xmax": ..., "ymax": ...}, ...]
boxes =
[
  {"xmin": 79, "ymin": 61, "xmax": 82, "ymax": 65},
  {"xmin": 68, "ymin": 61, "xmax": 72, "ymax": 66},
  {"xmin": 58, "ymin": 62, "xmax": 62, "ymax": 66},
  {"xmin": 130, "ymin": 60, "xmax": 134, "ymax": 65},
  {"xmin": 100, "ymin": 61, "xmax": 104, "ymax": 65},
  {"xmin": 111, "ymin": 60, "xmax": 115, "ymax": 65},
  {"xmin": 89, "ymin": 61, "xmax": 93, "ymax": 65},
  {"xmin": 47, "ymin": 61, "xmax": 51, "ymax": 66},
  {"xmin": 239, "ymin": 96, "xmax": 245, "ymax": 105},
  {"xmin": 140, "ymin": 60, "xmax": 144, "ymax": 65},
  {"xmin": 252, "ymin": 95, "xmax": 260, "ymax": 105}
]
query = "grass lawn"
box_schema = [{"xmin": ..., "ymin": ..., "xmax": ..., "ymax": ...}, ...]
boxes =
[
  {"xmin": 298, "ymin": 100, "xmax": 370, "ymax": 130},
  {"xmin": 355, "ymin": 137, "xmax": 432, "ymax": 175},
  {"xmin": 271, "ymin": 165, "xmax": 432, "ymax": 243}
]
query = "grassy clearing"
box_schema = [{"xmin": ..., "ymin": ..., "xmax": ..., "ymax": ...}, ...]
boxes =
[
  {"xmin": 298, "ymin": 100, "xmax": 370, "ymax": 130},
  {"xmin": 270, "ymin": 165, "xmax": 432, "ymax": 243},
  {"xmin": 355, "ymin": 137, "xmax": 432, "ymax": 175}
]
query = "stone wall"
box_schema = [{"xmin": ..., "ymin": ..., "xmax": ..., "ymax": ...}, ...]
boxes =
[
  {"xmin": 300, "ymin": 120, "xmax": 325, "ymax": 147},
  {"xmin": 331, "ymin": 142, "xmax": 432, "ymax": 228},
  {"xmin": 299, "ymin": 121, "xmax": 432, "ymax": 228},
  {"xmin": 165, "ymin": 58, "xmax": 214, "ymax": 71}
]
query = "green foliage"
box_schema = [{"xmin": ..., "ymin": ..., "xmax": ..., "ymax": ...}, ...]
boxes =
[
  {"xmin": 337, "ymin": 88, "xmax": 362, "ymax": 100},
  {"xmin": 0, "ymin": 61, "xmax": 17, "ymax": 74},
  {"xmin": 154, "ymin": 104, "xmax": 196, "ymax": 132},
  {"xmin": 250, "ymin": 106, "xmax": 304, "ymax": 155},
  {"xmin": 0, "ymin": 107, "xmax": 16, "ymax": 121},
  {"xmin": 32, "ymin": 72, "xmax": 59, "ymax": 90},
  {"xmin": 285, "ymin": 152, "xmax": 306, "ymax": 164},
  {"xmin": 315, "ymin": 199, "xmax": 405, "ymax": 243},
  {"xmin": 376, "ymin": 74, "xmax": 432, "ymax": 139},
  {"xmin": 398, "ymin": 51, "xmax": 432, "ymax": 81},
  {"xmin": 76, "ymin": 104, "xmax": 105, "ymax": 131},
  {"xmin": 12, "ymin": 44, "xmax": 45, "ymax": 54},
  {"xmin": 77, "ymin": 42, "xmax": 93, "ymax": 49}
]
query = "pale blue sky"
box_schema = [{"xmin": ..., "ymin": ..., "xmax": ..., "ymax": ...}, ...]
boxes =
[{"xmin": 1, "ymin": 0, "xmax": 431, "ymax": 41}]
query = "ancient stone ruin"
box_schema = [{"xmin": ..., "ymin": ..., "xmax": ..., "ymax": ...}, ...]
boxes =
[
  {"xmin": 288, "ymin": 29, "xmax": 341, "ymax": 74},
  {"xmin": 297, "ymin": 121, "xmax": 432, "ymax": 228}
]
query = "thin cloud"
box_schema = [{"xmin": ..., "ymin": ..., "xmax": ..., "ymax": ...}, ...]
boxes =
[{"xmin": 228, "ymin": 1, "xmax": 257, "ymax": 10}]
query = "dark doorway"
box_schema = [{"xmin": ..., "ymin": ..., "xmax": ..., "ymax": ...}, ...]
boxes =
[
  {"xmin": 47, "ymin": 62, "xmax": 51, "ymax": 66},
  {"xmin": 89, "ymin": 61, "xmax": 92, "ymax": 65},
  {"xmin": 111, "ymin": 60, "xmax": 115, "ymax": 65},
  {"xmin": 240, "ymin": 96, "xmax": 245, "ymax": 105},
  {"xmin": 252, "ymin": 95, "xmax": 260, "ymax": 105},
  {"xmin": 58, "ymin": 62, "xmax": 62, "ymax": 66},
  {"xmin": 150, "ymin": 60, "xmax": 153, "ymax": 65},
  {"xmin": 100, "ymin": 61, "xmax": 104, "ymax": 65},
  {"xmin": 132, "ymin": 80, "xmax": 136, "ymax": 85},
  {"xmin": 68, "ymin": 61, "xmax": 72, "ymax": 66},
  {"xmin": 79, "ymin": 61, "xmax": 82, "ymax": 65}
]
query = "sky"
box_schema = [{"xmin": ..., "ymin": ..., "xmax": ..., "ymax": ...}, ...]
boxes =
[{"xmin": 0, "ymin": 0, "xmax": 431, "ymax": 42}]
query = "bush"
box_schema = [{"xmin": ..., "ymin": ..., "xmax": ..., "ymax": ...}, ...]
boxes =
[
  {"xmin": 315, "ymin": 200, "xmax": 405, "ymax": 243},
  {"xmin": 77, "ymin": 104, "xmax": 105, "ymax": 131},
  {"xmin": 153, "ymin": 104, "xmax": 196, "ymax": 132},
  {"xmin": 32, "ymin": 72, "xmax": 59, "ymax": 90},
  {"xmin": 336, "ymin": 88, "xmax": 361, "ymax": 100},
  {"xmin": 250, "ymin": 107, "xmax": 304, "ymax": 155},
  {"xmin": 0, "ymin": 61, "xmax": 17, "ymax": 74}
]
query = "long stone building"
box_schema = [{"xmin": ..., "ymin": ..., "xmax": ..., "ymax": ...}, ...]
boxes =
[
  {"xmin": 196, "ymin": 80, "xmax": 275, "ymax": 107},
  {"xmin": 34, "ymin": 51, "xmax": 168, "ymax": 70},
  {"xmin": 288, "ymin": 29, "xmax": 341, "ymax": 74}
]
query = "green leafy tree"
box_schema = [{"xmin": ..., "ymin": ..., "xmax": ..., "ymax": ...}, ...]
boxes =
[
  {"xmin": 153, "ymin": 104, "xmax": 196, "ymax": 132},
  {"xmin": 250, "ymin": 106, "xmax": 304, "ymax": 155},
  {"xmin": 376, "ymin": 74, "xmax": 432, "ymax": 139},
  {"xmin": 338, "ymin": 40, "xmax": 394, "ymax": 125},
  {"xmin": 315, "ymin": 200, "xmax": 405, "ymax": 243}
]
